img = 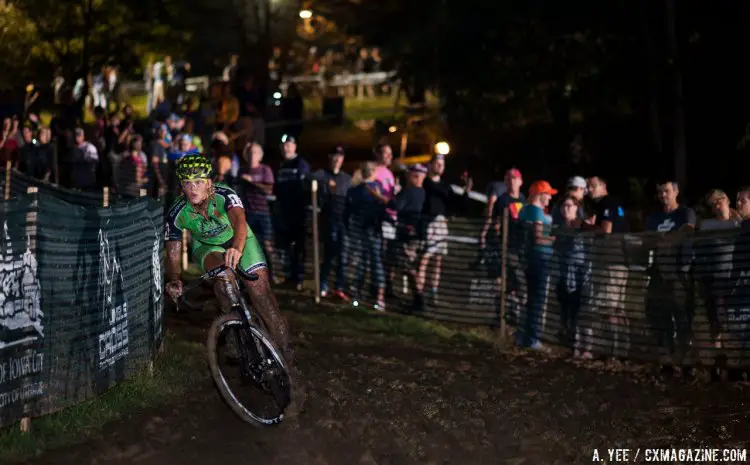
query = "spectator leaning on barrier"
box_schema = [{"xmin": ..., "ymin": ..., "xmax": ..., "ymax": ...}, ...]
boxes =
[
  {"xmin": 149, "ymin": 124, "xmax": 171, "ymax": 196},
  {"xmin": 517, "ymin": 180, "xmax": 557, "ymax": 350},
  {"xmin": 728, "ymin": 187, "xmax": 750, "ymax": 365},
  {"xmin": 644, "ymin": 179, "xmax": 696, "ymax": 375},
  {"xmin": 238, "ymin": 142, "xmax": 276, "ymax": 278},
  {"xmin": 738, "ymin": 188, "xmax": 750, "ymax": 225},
  {"xmin": 578, "ymin": 176, "xmax": 630, "ymax": 359},
  {"xmin": 373, "ymin": 144, "xmax": 399, "ymax": 296},
  {"xmin": 117, "ymin": 135, "xmax": 148, "ymax": 198},
  {"xmin": 376, "ymin": 164, "xmax": 427, "ymax": 309},
  {"xmin": 18, "ymin": 124, "xmax": 35, "ymax": 170},
  {"xmin": 697, "ymin": 189, "xmax": 741, "ymax": 363},
  {"xmin": 22, "ymin": 126, "xmax": 52, "ymax": 182},
  {"xmin": 553, "ymin": 194, "xmax": 590, "ymax": 348},
  {"xmin": 552, "ymin": 176, "xmax": 587, "ymax": 226},
  {"xmin": 585, "ymin": 176, "xmax": 626, "ymax": 233},
  {"xmin": 313, "ymin": 145, "xmax": 352, "ymax": 300},
  {"xmin": 71, "ymin": 128, "xmax": 99, "ymax": 191},
  {"xmin": 349, "ymin": 162, "xmax": 387, "ymax": 310},
  {"xmin": 481, "ymin": 168, "xmax": 526, "ymax": 322},
  {"xmin": 415, "ymin": 153, "xmax": 472, "ymax": 311},
  {"xmin": 274, "ymin": 135, "xmax": 311, "ymax": 290}
]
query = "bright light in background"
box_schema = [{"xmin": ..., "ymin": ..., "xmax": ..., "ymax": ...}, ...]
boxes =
[
  {"xmin": 435, "ymin": 141, "xmax": 450, "ymax": 155},
  {"xmin": 273, "ymin": 91, "xmax": 282, "ymax": 99},
  {"xmin": 388, "ymin": 125, "xmax": 397, "ymax": 133},
  {"xmin": 299, "ymin": 9, "xmax": 312, "ymax": 19}
]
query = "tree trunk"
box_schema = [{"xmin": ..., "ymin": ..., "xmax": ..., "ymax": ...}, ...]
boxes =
[
  {"xmin": 665, "ymin": 0, "xmax": 686, "ymax": 187},
  {"xmin": 640, "ymin": 0, "xmax": 663, "ymax": 158}
]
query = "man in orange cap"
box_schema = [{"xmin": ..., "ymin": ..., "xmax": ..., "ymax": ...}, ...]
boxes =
[{"xmin": 516, "ymin": 180, "xmax": 557, "ymax": 349}]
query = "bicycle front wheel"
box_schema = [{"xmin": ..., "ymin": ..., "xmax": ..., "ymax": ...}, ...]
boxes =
[{"xmin": 206, "ymin": 312, "xmax": 292, "ymax": 426}]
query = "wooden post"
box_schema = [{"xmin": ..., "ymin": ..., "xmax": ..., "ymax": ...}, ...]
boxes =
[
  {"xmin": 25, "ymin": 186, "xmax": 38, "ymax": 252},
  {"xmin": 102, "ymin": 186, "xmax": 109, "ymax": 207},
  {"xmin": 181, "ymin": 229, "xmax": 188, "ymax": 271},
  {"xmin": 499, "ymin": 207, "xmax": 510, "ymax": 339},
  {"xmin": 20, "ymin": 185, "xmax": 38, "ymax": 433},
  {"xmin": 311, "ymin": 180, "xmax": 321, "ymax": 304},
  {"xmin": 19, "ymin": 417, "xmax": 30, "ymax": 433},
  {"xmin": 4, "ymin": 160, "xmax": 11, "ymax": 200}
]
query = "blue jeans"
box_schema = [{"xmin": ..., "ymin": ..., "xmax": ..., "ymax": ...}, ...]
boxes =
[
  {"xmin": 352, "ymin": 225, "xmax": 385, "ymax": 294},
  {"xmin": 516, "ymin": 255, "xmax": 549, "ymax": 347},
  {"xmin": 321, "ymin": 222, "xmax": 349, "ymax": 292}
]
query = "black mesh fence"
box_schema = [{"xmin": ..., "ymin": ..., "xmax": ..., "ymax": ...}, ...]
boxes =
[
  {"xmin": 262, "ymin": 192, "xmax": 750, "ymax": 368},
  {"xmin": 0, "ymin": 170, "xmax": 164, "ymax": 428}
]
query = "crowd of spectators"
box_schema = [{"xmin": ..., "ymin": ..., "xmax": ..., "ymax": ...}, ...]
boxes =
[
  {"xmin": 5, "ymin": 53, "xmax": 750, "ymax": 379},
  {"xmin": 478, "ymin": 168, "xmax": 750, "ymax": 379}
]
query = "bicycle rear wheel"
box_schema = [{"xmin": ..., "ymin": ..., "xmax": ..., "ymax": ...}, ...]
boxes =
[{"xmin": 207, "ymin": 312, "xmax": 292, "ymax": 426}]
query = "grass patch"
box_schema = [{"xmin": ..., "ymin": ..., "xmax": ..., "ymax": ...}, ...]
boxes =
[
  {"xmin": 285, "ymin": 295, "xmax": 499, "ymax": 349},
  {"xmin": 0, "ymin": 333, "xmax": 205, "ymax": 464}
]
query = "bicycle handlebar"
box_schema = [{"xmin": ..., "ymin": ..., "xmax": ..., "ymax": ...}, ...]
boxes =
[
  {"xmin": 197, "ymin": 264, "xmax": 260, "ymax": 283},
  {"xmin": 171, "ymin": 264, "xmax": 259, "ymax": 312}
]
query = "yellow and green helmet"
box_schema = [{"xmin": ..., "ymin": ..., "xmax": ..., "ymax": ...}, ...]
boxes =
[{"xmin": 176, "ymin": 155, "xmax": 214, "ymax": 182}]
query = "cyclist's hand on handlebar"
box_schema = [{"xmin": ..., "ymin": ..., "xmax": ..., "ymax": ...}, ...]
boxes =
[
  {"xmin": 225, "ymin": 248, "xmax": 242, "ymax": 270},
  {"xmin": 166, "ymin": 280, "xmax": 184, "ymax": 302}
]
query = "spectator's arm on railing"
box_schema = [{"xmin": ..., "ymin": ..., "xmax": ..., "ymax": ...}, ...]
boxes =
[
  {"xmin": 150, "ymin": 155, "xmax": 166, "ymax": 194},
  {"xmin": 479, "ymin": 193, "xmax": 498, "ymax": 247},
  {"xmin": 533, "ymin": 221, "xmax": 555, "ymax": 246}
]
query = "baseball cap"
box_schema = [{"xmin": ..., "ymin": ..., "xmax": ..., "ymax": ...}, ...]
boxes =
[
  {"xmin": 281, "ymin": 134, "xmax": 296, "ymax": 143},
  {"xmin": 409, "ymin": 164, "xmax": 428, "ymax": 174},
  {"xmin": 330, "ymin": 145, "xmax": 345, "ymax": 156},
  {"xmin": 74, "ymin": 127, "xmax": 85, "ymax": 137},
  {"xmin": 431, "ymin": 153, "xmax": 445, "ymax": 162},
  {"xmin": 506, "ymin": 168, "xmax": 522, "ymax": 179},
  {"xmin": 529, "ymin": 180, "xmax": 558, "ymax": 196},
  {"xmin": 567, "ymin": 176, "xmax": 587, "ymax": 190}
]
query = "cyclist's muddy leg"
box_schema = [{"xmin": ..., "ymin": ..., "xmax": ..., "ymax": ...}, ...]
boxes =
[
  {"xmin": 203, "ymin": 252, "xmax": 239, "ymax": 311},
  {"xmin": 243, "ymin": 267, "xmax": 293, "ymax": 365}
]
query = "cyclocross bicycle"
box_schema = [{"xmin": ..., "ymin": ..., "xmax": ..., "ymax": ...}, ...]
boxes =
[{"xmin": 176, "ymin": 264, "xmax": 293, "ymax": 426}]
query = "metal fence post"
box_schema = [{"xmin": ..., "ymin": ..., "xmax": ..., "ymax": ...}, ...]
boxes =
[
  {"xmin": 499, "ymin": 207, "xmax": 510, "ymax": 339},
  {"xmin": 311, "ymin": 180, "xmax": 321, "ymax": 304}
]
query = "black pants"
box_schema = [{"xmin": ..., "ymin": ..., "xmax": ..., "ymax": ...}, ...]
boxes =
[
  {"xmin": 645, "ymin": 274, "xmax": 695, "ymax": 362},
  {"xmin": 277, "ymin": 222, "xmax": 306, "ymax": 285},
  {"xmin": 557, "ymin": 283, "xmax": 582, "ymax": 335}
]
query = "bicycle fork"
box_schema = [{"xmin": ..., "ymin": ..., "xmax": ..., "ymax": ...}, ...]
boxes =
[{"xmin": 215, "ymin": 277, "xmax": 271, "ymax": 381}]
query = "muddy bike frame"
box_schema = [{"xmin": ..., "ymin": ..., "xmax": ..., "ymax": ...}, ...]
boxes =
[
  {"xmin": 176, "ymin": 263, "xmax": 291, "ymax": 424},
  {"xmin": 177, "ymin": 263, "xmax": 269, "ymax": 350}
]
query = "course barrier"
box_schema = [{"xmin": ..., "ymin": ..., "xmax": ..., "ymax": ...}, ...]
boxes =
[
  {"xmin": 0, "ymin": 169, "xmax": 164, "ymax": 429},
  {"xmin": 262, "ymin": 186, "xmax": 750, "ymax": 370}
]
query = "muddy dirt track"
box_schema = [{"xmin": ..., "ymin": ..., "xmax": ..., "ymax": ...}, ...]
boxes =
[{"xmin": 26, "ymin": 291, "xmax": 750, "ymax": 465}]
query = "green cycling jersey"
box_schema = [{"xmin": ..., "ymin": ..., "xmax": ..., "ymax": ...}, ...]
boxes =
[{"xmin": 165, "ymin": 184, "xmax": 267, "ymax": 273}]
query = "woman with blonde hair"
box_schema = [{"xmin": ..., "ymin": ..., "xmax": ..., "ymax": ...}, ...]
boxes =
[{"xmin": 698, "ymin": 188, "xmax": 741, "ymax": 353}]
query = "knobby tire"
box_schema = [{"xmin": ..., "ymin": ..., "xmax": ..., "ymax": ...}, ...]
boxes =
[{"xmin": 206, "ymin": 312, "xmax": 292, "ymax": 427}]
